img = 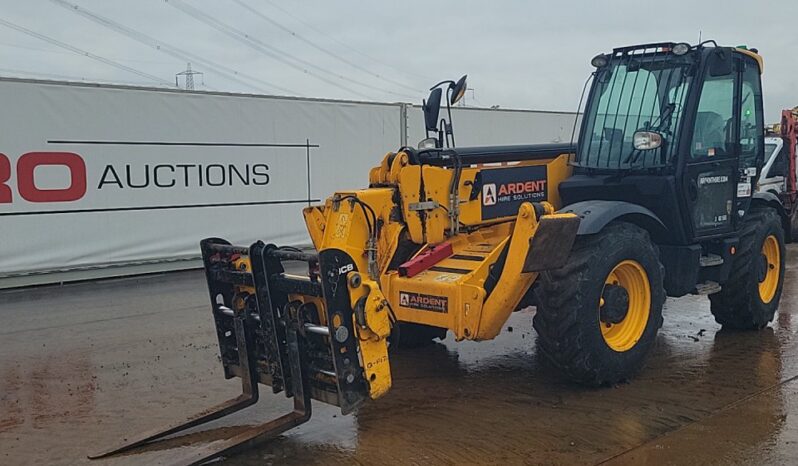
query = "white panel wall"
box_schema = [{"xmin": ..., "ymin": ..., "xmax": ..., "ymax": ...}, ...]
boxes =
[
  {"xmin": 406, "ymin": 105, "xmax": 580, "ymax": 147},
  {"xmin": 0, "ymin": 79, "xmax": 401, "ymax": 282},
  {"xmin": 0, "ymin": 78, "xmax": 577, "ymax": 286}
]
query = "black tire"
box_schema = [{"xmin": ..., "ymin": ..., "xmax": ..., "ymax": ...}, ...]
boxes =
[
  {"xmin": 533, "ymin": 222, "xmax": 666, "ymax": 386},
  {"xmin": 709, "ymin": 207, "xmax": 786, "ymax": 329},
  {"xmin": 390, "ymin": 322, "xmax": 447, "ymax": 349}
]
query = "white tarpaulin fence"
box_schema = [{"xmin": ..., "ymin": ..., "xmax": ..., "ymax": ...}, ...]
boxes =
[
  {"xmin": 0, "ymin": 78, "xmax": 577, "ymax": 287},
  {"xmin": 408, "ymin": 105, "xmax": 579, "ymax": 147}
]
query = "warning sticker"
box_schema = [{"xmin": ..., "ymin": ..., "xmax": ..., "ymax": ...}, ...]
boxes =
[
  {"xmin": 481, "ymin": 165, "xmax": 547, "ymax": 219},
  {"xmin": 399, "ymin": 291, "xmax": 448, "ymax": 313}
]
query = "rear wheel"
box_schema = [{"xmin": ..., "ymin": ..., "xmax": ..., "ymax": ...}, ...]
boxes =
[
  {"xmin": 709, "ymin": 207, "xmax": 785, "ymax": 329},
  {"xmin": 533, "ymin": 222, "xmax": 665, "ymax": 385}
]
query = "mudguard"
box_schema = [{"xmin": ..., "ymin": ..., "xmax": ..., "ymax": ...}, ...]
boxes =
[
  {"xmin": 752, "ymin": 191, "xmax": 783, "ymax": 207},
  {"xmin": 752, "ymin": 191, "xmax": 791, "ymax": 242},
  {"xmin": 561, "ymin": 200, "xmax": 668, "ymax": 239}
]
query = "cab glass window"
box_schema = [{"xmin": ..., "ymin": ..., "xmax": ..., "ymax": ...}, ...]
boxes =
[
  {"xmin": 691, "ymin": 75, "xmax": 734, "ymax": 158},
  {"xmin": 738, "ymin": 58, "xmax": 764, "ymax": 170}
]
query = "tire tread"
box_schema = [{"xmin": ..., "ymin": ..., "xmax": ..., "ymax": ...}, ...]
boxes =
[{"xmin": 533, "ymin": 222, "xmax": 665, "ymax": 385}]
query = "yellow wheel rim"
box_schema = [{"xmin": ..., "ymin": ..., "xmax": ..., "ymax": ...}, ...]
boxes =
[
  {"xmin": 758, "ymin": 235, "xmax": 780, "ymax": 304},
  {"xmin": 600, "ymin": 260, "xmax": 650, "ymax": 352}
]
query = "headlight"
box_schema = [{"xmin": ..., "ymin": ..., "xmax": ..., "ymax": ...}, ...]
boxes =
[
  {"xmin": 633, "ymin": 131, "xmax": 663, "ymax": 150},
  {"xmin": 672, "ymin": 42, "xmax": 690, "ymax": 56},
  {"xmin": 418, "ymin": 137, "xmax": 439, "ymax": 150}
]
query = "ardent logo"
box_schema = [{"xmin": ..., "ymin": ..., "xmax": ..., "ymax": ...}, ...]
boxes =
[
  {"xmin": 497, "ymin": 180, "xmax": 547, "ymax": 195},
  {"xmin": 480, "ymin": 165, "xmax": 548, "ymax": 220},
  {"xmin": 482, "ymin": 183, "xmax": 497, "ymax": 206},
  {"xmin": 398, "ymin": 291, "xmax": 448, "ymax": 313}
]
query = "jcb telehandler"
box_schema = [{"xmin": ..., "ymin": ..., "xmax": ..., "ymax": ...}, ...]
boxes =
[{"xmin": 93, "ymin": 41, "xmax": 787, "ymax": 465}]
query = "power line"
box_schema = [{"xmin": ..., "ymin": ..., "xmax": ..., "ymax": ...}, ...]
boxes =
[
  {"xmin": 0, "ymin": 40, "xmax": 176, "ymax": 65},
  {"xmin": 261, "ymin": 0, "xmax": 435, "ymax": 84},
  {"xmin": 0, "ymin": 66, "xmax": 163, "ymax": 86},
  {"xmin": 166, "ymin": 0, "xmax": 418, "ymax": 100},
  {"xmin": 50, "ymin": 0, "xmax": 300, "ymax": 96},
  {"xmin": 50, "ymin": 0, "xmax": 292, "ymax": 94},
  {"xmin": 165, "ymin": 0, "xmax": 370, "ymax": 99},
  {"xmin": 232, "ymin": 0, "xmax": 421, "ymax": 93},
  {"xmin": 0, "ymin": 17, "xmax": 173, "ymax": 86}
]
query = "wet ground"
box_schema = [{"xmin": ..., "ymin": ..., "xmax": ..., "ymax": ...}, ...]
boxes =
[{"xmin": 3, "ymin": 246, "xmax": 798, "ymax": 465}]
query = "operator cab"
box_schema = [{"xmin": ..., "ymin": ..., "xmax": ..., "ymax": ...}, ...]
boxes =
[
  {"xmin": 561, "ymin": 42, "xmax": 765, "ymax": 243},
  {"xmin": 560, "ymin": 41, "xmax": 769, "ymax": 296}
]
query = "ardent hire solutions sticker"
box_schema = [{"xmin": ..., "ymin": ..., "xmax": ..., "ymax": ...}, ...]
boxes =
[{"xmin": 399, "ymin": 291, "xmax": 448, "ymax": 313}]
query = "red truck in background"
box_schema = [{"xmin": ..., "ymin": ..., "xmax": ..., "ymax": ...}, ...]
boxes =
[{"xmin": 759, "ymin": 107, "xmax": 798, "ymax": 237}]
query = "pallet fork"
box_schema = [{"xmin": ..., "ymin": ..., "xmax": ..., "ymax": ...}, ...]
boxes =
[{"xmin": 89, "ymin": 238, "xmax": 365, "ymax": 465}]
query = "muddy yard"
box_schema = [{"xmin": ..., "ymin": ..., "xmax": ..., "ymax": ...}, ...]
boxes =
[{"xmin": 3, "ymin": 246, "xmax": 798, "ymax": 465}]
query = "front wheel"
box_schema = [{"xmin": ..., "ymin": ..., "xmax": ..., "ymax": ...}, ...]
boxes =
[{"xmin": 533, "ymin": 222, "xmax": 665, "ymax": 386}]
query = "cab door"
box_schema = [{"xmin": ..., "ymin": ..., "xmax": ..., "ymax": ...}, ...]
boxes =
[
  {"xmin": 683, "ymin": 51, "xmax": 763, "ymax": 240},
  {"xmin": 683, "ymin": 54, "xmax": 739, "ymax": 239},
  {"xmin": 734, "ymin": 55, "xmax": 765, "ymax": 215}
]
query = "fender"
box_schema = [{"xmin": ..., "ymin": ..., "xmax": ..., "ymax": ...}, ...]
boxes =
[
  {"xmin": 560, "ymin": 200, "xmax": 669, "ymax": 242},
  {"xmin": 751, "ymin": 191, "xmax": 785, "ymax": 213},
  {"xmin": 752, "ymin": 191, "xmax": 791, "ymax": 242}
]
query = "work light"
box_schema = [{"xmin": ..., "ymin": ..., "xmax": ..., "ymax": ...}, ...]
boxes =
[
  {"xmin": 672, "ymin": 42, "xmax": 690, "ymax": 56},
  {"xmin": 591, "ymin": 54, "xmax": 609, "ymax": 68}
]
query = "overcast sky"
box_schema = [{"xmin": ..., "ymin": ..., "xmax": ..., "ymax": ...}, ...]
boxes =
[{"xmin": 2, "ymin": 0, "xmax": 797, "ymax": 121}]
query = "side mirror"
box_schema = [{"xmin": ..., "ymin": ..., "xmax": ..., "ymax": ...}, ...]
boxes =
[
  {"xmin": 633, "ymin": 131, "xmax": 662, "ymax": 150},
  {"xmin": 709, "ymin": 48, "xmax": 733, "ymax": 77},
  {"xmin": 423, "ymin": 87, "xmax": 442, "ymax": 132},
  {"xmin": 450, "ymin": 75, "xmax": 468, "ymax": 105}
]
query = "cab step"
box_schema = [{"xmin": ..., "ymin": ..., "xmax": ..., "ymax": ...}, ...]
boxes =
[
  {"xmin": 694, "ymin": 281, "xmax": 722, "ymax": 295},
  {"xmin": 699, "ymin": 254, "xmax": 724, "ymax": 267}
]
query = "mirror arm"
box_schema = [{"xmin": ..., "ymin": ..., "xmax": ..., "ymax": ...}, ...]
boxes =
[
  {"xmin": 445, "ymin": 88, "xmax": 456, "ymax": 148},
  {"xmin": 431, "ymin": 80, "xmax": 454, "ymax": 90},
  {"xmin": 422, "ymin": 98, "xmax": 430, "ymax": 139}
]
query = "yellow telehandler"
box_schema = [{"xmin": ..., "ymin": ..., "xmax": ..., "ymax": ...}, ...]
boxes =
[{"xmin": 93, "ymin": 41, "xmax": 787, "ymax": 465}]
